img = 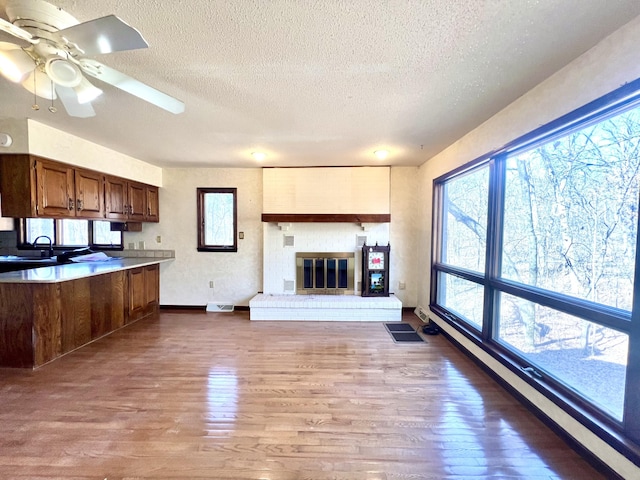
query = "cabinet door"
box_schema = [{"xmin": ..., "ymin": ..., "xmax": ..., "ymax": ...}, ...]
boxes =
[
  {"xmin": 145, "ymin": 186, "xmax": 160, "ymax": 222},
  {"xmin": 104, "ymin": 176, "xmax": 128, "ymax": 220},
  {"xmin": 0, "ymin": 154, "xmax": 37, "ymax": 218},
  {"xmin": 60, "ymin": 278, "xmax": 92, "ymax": 353},
  {"xmin": 144, "ymin": 264, "xmax": 160, "ymax": 308},
  {"xmin": 128, "ymin": 267, "xmax": 146, "ymax": 321},
  {"xmin": 35, "ymin": 159, "xmax": 75, "ymax": 217},
  {"xmin": 75, "ymin": 169, "xmax": 104, "ymax": 219},
  {"xmin": 128, "ymin": 182, "xmax": 146, "ymax": 222}
]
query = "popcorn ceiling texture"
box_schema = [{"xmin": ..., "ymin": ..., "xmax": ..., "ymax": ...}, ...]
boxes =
[{"xmin": 1, "ymin": 0, "xmax": 639, "ymax": 168}]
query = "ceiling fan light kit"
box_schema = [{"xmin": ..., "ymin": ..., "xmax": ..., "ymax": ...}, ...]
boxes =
[
  {"xmin": 0, "ymin": 42, "xmax": 33, "ymax": 82},
  {"xmin": 21, "ymin": 67, "xmax": 56, "ymax": 100},
  {"xmin": 45, "ymin": 57, "xmax": 82, "ymax": 87},
  {"xmin": 0, "ymin": 0, "xmax": 185, "ymax": 117}
]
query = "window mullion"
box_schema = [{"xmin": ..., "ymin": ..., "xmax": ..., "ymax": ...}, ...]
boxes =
[
  {"xmin": 483, "ymin": 155, "xmax": 505, "ymax": 340},
  {"xmin": 623, "ymin": 192, "xmax": 640, "ymax": 443}
]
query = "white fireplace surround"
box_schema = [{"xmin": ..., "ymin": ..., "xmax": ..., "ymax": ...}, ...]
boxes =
[
  {"xmin": 262, "ymin": 222, "xmax": 389, "ymax": 295},
  {"xmin": 251, "ymin": 221, "xmax": 402, "ymax": 321}
]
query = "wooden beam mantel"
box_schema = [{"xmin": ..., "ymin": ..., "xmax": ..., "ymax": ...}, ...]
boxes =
[{"xmin": 261, "ymin": 214, "xmax": 391, "ymax": 223}]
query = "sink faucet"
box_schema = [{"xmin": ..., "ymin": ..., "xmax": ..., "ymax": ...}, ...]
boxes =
[{"xmin": 32, "ymin": 235, "xmax": 54, "ymax": 258}]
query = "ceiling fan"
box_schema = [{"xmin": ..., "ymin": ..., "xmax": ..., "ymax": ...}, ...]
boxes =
[{"xmin": 0, "ymin": 0, "xmax": 184, "ymax": 117}]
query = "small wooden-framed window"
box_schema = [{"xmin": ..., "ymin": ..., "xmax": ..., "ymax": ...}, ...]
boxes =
[{"xmin": 197, "ymin": 187, "xmax": 237, "ymax": 252}]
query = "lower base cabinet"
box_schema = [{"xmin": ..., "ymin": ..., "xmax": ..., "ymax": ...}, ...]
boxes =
[
  {"xmin": 0, "ymin": 264, "xmax": 160, "ymax": 368},
  {"xmin": 128, "ymin": 264, "xmax": 159, "ymax": 322}
]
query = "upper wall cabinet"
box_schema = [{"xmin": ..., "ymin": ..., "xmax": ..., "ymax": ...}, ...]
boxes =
[
  {"xmin": 105, "ymin": 176, "xmax": 159, "ymax": 223},
  {"xmin": 36, "ymin": 158, "xmax": 104, "ymax": 219},
  {"xmin": 0, "ymin": 154, "xmax": 159, "ymax": 222}
]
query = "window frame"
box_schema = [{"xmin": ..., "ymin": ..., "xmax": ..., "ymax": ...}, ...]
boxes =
[
  {"xmin": 430, "ymin": 77, "xmax": 640, "ymax": 458},
  {"xmin": 197, "ymin": 187, "xmax": 238, "ymax": 253}
]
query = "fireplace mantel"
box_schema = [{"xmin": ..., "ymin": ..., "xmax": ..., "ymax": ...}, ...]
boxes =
[{"xmin": 261, "ymin": 213, "xmax": 390, "ymax": 223}]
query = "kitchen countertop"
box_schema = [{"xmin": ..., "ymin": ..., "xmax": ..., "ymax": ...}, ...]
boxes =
[{"xmin": 0, "ymin": 257, "xmax": 172, "ymax": 284}]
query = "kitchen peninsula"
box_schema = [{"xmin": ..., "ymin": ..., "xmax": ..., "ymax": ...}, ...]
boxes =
[{"xmin": 0, "ymin": 257, "xmax": 169, "ymax": 369}]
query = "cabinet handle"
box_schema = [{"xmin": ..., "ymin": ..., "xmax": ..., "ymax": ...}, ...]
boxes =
[
  {"xmin": 147, "ymin": 207, "xmax": 151, "ymax": 215},
  {"xmin": 130, "ymin": 205, "xmax": 134, "ymax": 215},
  {"xmin": 76, "ymin": 199, "xmax": 83, "ymax": 211},
  {"xmin": 68, "ymin": 198, "xmax": 74, "ymax": 210}
]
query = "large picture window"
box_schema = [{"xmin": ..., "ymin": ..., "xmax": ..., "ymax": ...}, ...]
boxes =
[
  {"xmin": 197, "ymin": 188, "xmax": 237, "ymax": 252},
  {"xmin": 431, "ymin": 81, "xmax": 640, "ymax": 448}
]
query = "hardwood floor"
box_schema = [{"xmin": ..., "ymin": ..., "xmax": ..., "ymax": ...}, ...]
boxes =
[{"xmin": 0, "ymin": 310, "xmax": 606, "ymax": 479}]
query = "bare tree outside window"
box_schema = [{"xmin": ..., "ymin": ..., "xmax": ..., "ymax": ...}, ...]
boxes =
[
  {"xmin": 433, "ymin": 101, "xmax": 640, "ymax": 422},
  {"xmin": 24, "ymin": 219, "xmax": 121, "ymax": 248},
  {"xmin": 197, "ymin": 188, "xmax": 237, "ymax": 252}
]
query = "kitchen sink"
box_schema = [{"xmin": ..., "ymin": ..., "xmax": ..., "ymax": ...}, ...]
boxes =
[{"xmin": 0, "ymin": 256, "xmax": 62, "ymax": 273}]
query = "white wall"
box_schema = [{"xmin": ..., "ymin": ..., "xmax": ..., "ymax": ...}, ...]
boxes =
[
  {"xmin": 390, "ymin": 167, "xmax": 419, "ymax": 307},
  {"xmin": 416, "ymin": 15, "xmax": 640, "ymax": 478},
  {"xmin": 263, "ymin": 167, "xmax": 390, "ymax": 214},
  {"xmin": 126, "ymin": 165, "xmax": 417, "ymax": 307},
  {"xmin": 125, "ymin": 168, "xmax": 263, "ymax": 307},
  {"xmin": 27, "ymin": 120, "xmax": 163, "ymax": 186},
  {"xmin": 0, "ymin": 118, "xmax": 29, "ymax": 153}
]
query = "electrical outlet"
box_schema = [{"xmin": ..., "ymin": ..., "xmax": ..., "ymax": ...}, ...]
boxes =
[
  {"xmin": 138, "ymin": 241, "xmax": 146, "ymax": 250},
  {"xmin": 128, "ymin": 242, "xmax": 136, "ymax": 250},
  {"xmin": 209, "ymin": 281, "xmax": 214, "ymax": 289},
  {"xmin": 156, "ymin": 235, "xmax": 162, "ymax": 243},
  {"xmin": 399, "ymin": 281, "xmax": 406, "ymax": 290}
]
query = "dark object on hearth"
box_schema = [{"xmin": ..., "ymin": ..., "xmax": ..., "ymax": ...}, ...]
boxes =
[{"xmin": 422, "ymin": 322, "xmax": 440, "ymax": 335}]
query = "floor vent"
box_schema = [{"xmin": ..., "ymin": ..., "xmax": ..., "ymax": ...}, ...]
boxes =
[
  {"xmin": 415, "ymin": 306, "xmax": 429, "ymax": 322},
  {"xmin": 206, "ymin": 302, "xmax": 234, "ymax": 312}
]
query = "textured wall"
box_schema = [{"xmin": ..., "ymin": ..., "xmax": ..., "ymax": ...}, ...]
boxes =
[
  {"xmin": 263, "ymin": 167, "xmax": 390, "ymax": 214},
  {"xmin": 389, "ymin": 167, "xmax": 419, "ymax": 307},
  {"xmin": 126, "ymin": 168, "xmax": 263, "ymax": 306},
  {"xmin": 26, "ymin": 120, "xmax": 163, "ymax": 186},
  {"xmin": 415, "ymin": 16, "xmax": 640, "ymax": 479}
]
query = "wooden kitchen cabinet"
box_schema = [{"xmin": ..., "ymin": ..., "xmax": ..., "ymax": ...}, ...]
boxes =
[
  {"xmin": 35, "ymin": 158, "xmax": 75, "ymax": 217},
  {"xmin": 74, "ymin": 168, "xmax": 104, "ymax": 219},
  {"xmin": 0, "ymin": 154, "xmax": 159, "ymax": 222},
  {"xmin": 145, "ymin": 185, "xmax": 160, "ymax": 222},
  {"xmin": 104, "ymin": 175, "xmax": 128, "ymax": 220},
  {"xmin": 0, "ymin": 156, "xmax": 104, "ymax": 219},
  {"xmin": 128, "ymin": 182, "xmax": 146, "ymax": 222},
  {"xmin": 105, "ymin": 176, "xmax": 159, "ymax": 223},
  {"xmin": 0, "ymin": 263, "xmax": 159, "ymax": 368},
  {"xmin": 128, "ymin": 264, "xmax": 159, "ymax": 323}
]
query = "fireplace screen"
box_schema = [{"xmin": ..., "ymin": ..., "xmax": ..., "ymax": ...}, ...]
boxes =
[{"xmin": 296, "ymin": 252, "xmax": 355, "ymax": 295}]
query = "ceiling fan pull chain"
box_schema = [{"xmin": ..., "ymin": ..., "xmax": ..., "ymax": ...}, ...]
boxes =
[
  {"xmin": 48, "ymin": 80, "xmax": 57, "ymax": 113},
  {"xmin": 31, "ymin": 69, "xmax": 39, "ymax": 111}
]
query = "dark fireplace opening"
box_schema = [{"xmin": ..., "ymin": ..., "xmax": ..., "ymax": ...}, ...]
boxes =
[{"xmin": 296, "ymin": 252, "xmax": 355, "ymax": 295}]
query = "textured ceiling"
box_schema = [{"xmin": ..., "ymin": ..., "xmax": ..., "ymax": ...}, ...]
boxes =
[{"xmin": 1, "ymin": 0, "xmax": 639, "ymax": 168}]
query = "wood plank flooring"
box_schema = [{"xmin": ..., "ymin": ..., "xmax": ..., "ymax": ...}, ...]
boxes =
[{"xmin": 0, "ymin": 310, "xmax": 606, "ymax": 479}]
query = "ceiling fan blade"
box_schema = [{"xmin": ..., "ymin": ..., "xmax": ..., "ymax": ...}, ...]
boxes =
[
  {"xmin": 80, "ymin": 60, "xmax": 185, "ymax": 114},
  {"xmin": 0, "ymin": 17, "xmax": 36, "ymax": 44},
  {"xmin": 56, "ymin": 15, "xmax": 148, "ymax": 55},
  {"xmin": 55, "ymin": 85, "xmax": 96, "ymax": 118}
]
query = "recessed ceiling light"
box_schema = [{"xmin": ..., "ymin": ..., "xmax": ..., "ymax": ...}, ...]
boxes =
[
  {"xmin": 252, "ymin": 151, "xmax": 267, "ymax": 161},
  {"xmin": 374, "ymin": 150, "xmax": 389, "ymax": 160}
]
